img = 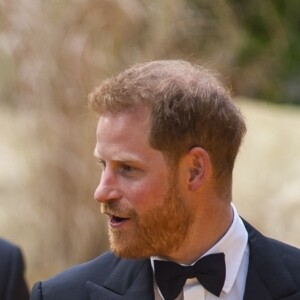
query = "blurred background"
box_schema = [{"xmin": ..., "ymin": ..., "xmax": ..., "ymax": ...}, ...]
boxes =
[{"xmin": 0, "ymin": 0, "xmax": 300, "ymax": 288}]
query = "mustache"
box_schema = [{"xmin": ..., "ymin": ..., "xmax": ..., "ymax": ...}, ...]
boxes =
[{"xmin": 101, "ymin": 202, "xmax": 136, "ymax": 218}]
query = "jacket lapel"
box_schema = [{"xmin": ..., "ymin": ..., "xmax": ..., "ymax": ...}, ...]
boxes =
[
  {"xmin": 243, "ymin": 220, "xmax": 300, "ymax": 300},
  {"xmin": 86, "ymin": 258, "xmax": 154, "ymax": 300}
]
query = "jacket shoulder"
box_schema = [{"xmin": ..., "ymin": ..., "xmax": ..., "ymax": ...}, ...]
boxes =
[
  {"xmin": 268, "ymin": 237, "xmax": 300, "ymax": 277},
  {"xmin": 0, "ymin": 238, "xmax": 25, "ymax": 272},
  {"xmin": 244, "ymin": 219, "xmax": 300, "ymax": 294},
  {"xmin": 0, "ymin": 238, "xmax": 20, "ymax": 260},
  {"xmin": 30, "ymin": 252, "xmax": 121, "ymax": 300}
]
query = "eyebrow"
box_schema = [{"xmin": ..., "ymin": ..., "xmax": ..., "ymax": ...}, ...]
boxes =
[{"xmin": 93, "ymin": 148, "xmax": 143, "ymax": 163}]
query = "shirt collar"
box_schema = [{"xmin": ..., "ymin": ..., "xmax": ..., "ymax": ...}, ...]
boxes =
[
  {"xmin": 202, "ymin": 203, "xmax": 248, "ymax": 293},
  {"xmin": 151, "ymin": 203, "xmax": 248, "ymax": 295}
]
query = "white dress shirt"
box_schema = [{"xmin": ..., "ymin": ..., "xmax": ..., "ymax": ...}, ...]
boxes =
[{"xmin": 151, "ymin": 204, "xmax": 249, "ymax": 300}]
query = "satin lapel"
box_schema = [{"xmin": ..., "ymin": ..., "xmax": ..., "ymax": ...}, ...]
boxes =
[
  {"xmin": 243, "ymin": 220, "xmax": 299, "ymax": 300},
  {"xmin": 86, "ymin": 258, "xmax": 154, "ymax": 300}
]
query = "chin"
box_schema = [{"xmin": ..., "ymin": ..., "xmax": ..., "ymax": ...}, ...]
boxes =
[
  {"xmin": 108, "ymin": 230, "xmax": 149, "ymax": 259},
  {"xmin": 110, "ymin": 240, "xmax": 154, "ymax": 259},
  {"xmin": 111, "ymin": 245, "xmax": 148, "ymax": 259}
]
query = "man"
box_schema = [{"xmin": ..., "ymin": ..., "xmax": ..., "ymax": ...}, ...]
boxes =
[
  {"xmin": 31, "ymin": 60, "xmax": 300, "ymax": 299},
  {"xmin": 0, "ymin": 238, "xmax": 29, "ymax": 300}
]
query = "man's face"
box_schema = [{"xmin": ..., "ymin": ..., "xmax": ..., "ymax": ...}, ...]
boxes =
[{"xmin": 93, "ymin": 108, "xmax": 194, "ymax": 259}]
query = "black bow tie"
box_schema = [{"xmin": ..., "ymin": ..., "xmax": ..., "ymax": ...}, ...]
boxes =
[{"xmin": 154, "ymin": 253, "xmax": 226, "ymax": 300}]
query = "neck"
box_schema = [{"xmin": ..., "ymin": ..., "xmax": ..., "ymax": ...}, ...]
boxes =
[{"xmin": 163, "ymin": 201, "xmax": 233, "ymax": 264}]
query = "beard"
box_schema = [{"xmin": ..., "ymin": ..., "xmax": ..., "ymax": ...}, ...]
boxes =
[{"xmin": 101, "ymin": 175, "xmax": 194, "ymax": 259}]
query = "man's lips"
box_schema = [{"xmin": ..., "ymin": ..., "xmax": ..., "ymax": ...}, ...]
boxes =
[{"xmin": 106, "ymin": 214, "xmax": 130, "ymax": 227}]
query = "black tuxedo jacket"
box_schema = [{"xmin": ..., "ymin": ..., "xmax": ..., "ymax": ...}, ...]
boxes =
[
  {"xmin": 30, "ymin": 221, "xmax": 300, "ymax": 300},
  {"xmin": 0, "ymin": 238, "xmax": 29, "ymax": 300}
]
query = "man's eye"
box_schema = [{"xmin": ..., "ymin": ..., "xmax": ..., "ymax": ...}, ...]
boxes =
[{"xmin": 121, "ymin": 164, "xmax": 135, "ymax": 172}]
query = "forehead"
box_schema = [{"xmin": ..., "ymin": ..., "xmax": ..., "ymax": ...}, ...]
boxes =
[
  {"xmin": 96, "ymin": 107, "xmax": 150, "ymax": 137},
  {"xmin": 94, "ymin": 108, "xmax": 154, "ymax": 160}
]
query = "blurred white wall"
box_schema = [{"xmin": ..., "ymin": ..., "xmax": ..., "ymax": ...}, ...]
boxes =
[{"xmin": 234, "ymin": 98, "xmax": 300, "ymax": 247}]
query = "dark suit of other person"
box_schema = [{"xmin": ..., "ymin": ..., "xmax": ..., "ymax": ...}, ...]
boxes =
[{"xmin": 0, "ymin": 238, "xmax": 29, "ymax": 300}]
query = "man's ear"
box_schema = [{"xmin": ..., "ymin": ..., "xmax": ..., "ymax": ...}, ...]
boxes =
[{"xmin": 186, "ymin": 147, "xmax": 211, "ymax": 191}]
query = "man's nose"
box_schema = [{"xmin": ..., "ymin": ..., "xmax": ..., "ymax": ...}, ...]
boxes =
[{"xmin": 94, "ymin": 169, "xmax": 121, "ymax": 203}]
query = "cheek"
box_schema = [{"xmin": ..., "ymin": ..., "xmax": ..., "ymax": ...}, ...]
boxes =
[{"xmin": 126, "ymin": 179, "xmax": 167, "ymax": 212}]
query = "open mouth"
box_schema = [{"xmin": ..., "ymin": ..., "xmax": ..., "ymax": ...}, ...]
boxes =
[{"xmin": 110, "ymin": 215, "xmax": 130, "ymax": 226}]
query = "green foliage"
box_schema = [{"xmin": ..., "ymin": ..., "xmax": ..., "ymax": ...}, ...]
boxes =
[
  {"xmin": 186, "ymin": 0, "xmax": 300, "ymax": 104},
  {"xmin": 231, "ymin": 0, "xmax": 300, "ymax": 104}
]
